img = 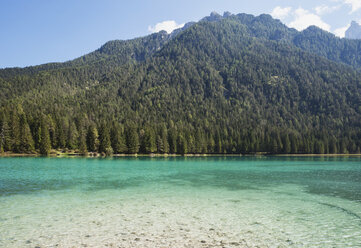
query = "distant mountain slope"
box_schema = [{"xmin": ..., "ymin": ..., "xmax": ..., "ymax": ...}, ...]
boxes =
[
  {"xmin": 0, "ymin": 12, "xmax": 360, "ymax": 155},
  {"xmin": 0, "ymin": 32, "xmax": 170, "ymax": 78}
]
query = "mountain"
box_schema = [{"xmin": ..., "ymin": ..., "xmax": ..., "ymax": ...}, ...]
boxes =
[
  {"xmin": 0, "ymin": 12, "xmax": 361, "ymax": 155},
  {"xmin": 346, "ymin": 21, "xmax": 361, "ymax": 39}
]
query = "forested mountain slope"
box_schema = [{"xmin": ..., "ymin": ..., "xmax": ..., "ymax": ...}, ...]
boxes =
[{"xmin": 0, "ymin": 12, "xmax": 360, "ymax": 155}]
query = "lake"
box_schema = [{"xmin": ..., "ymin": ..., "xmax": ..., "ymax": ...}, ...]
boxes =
[{"xmin": 0, "ymin": 156, "xmax": 361, "ymax": 247}]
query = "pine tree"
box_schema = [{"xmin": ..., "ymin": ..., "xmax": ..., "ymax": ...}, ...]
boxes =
[
  {"xmin": 99, "ymin": 123, "xmax": 111, "ymax": 154},
  {"xmin": 195, "ymin": 129, "xmax": 204, "ymax": 153},
  {"xmin": 208, "ymin": 134, "xmax": 215, "ymax": 153},
  {"xmin": 78, "ymin": 131, "xmax": 88, "ymax": 155},
  {"xmin": 315, "ymin": 140, "xmax": 325, "ymax": 154},
  {"xmin": 56, "ymin": 117, "xmax": 67, "ymax": 149},
  {"xmin": 283, "ymin": 134, "xmax": 291, "ymax": 154},
  {"xmin": 18, "ymin": 110, "xmax": 35, "ymax": 153},
  {"xmin": 290, "ymin": 133, "xmax": 299, "ymax": 154},
  {"xmin": 329, "ymin": 137, "xmax": 338, "ymax": 154},
  {"xmin": 111, "ymin": 123, "xmax": 127, "ymax": 154},
  {"xmin": 67, "ymin": 121, "xmax": 79, "ymax": 150},
  {"xmin": 143, "ymin": 126, "xmax": 156, "ymax": 153},
  {"xmin": 0, "ymin": 113, "xmax": 11, "ymax": 152},
  {"xmin": 186, "ymin": 133, "xmax": 195, "ymax": 154},
  {"xmin": 10, "ymin": 109, "xmax": 20, "ymax": 152},
  {"xmin": 161, "ymin": 124, "xmax": 169, "ymax": 153},
  {"xmin": 87, "ymin": 125, "xmax": 99, "ymax": 152},
  {"xmin": 77, "ymin": 119, "xmax": 88, "ymax": 155},
  {"xmin": 177, "ymin": 134, "xmax": 188, "ymax": 155},
  {"xmin": 215, "ymin": 130, "xmax": 222, "ymax": 154},
  {"xmin": 47, "ymin": 115, "xmax": 57, "ymax": 149},
  {"xmin": 156, "ymin": 135, "xmax": 164, "ymax": 153},
  {"xmin": 39, "ymin": 118, "xmax": 51, "ymax": 156},
  {"xmin": 126, "ymin": 126, "xmax": 139, "ymax": 154},
  {"xmin": 168, "ymin": 128, "xmax": 177, "ymax": 154},
  {"xmin": 0, "ymin": 114, "xmax": 3, "ymax": 154}
]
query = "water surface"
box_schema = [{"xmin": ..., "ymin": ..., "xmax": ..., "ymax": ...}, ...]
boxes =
[{"xmin": 0, "ymin": 156, "xmax": 360, "ymax": 247}]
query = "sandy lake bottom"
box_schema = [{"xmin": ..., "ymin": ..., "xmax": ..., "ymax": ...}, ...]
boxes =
[{"xmin": 0, "ymin": 156, "xmax": 361, "ymax": 247}]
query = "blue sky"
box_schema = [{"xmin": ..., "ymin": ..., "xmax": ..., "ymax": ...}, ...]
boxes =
[{"xmin": 1, "ymin": 0, "xmax": 360, "ymax": 68}]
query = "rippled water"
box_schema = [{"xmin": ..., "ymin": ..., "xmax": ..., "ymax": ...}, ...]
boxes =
[{"xmin": 0, "ymin": 156, "xmax": 361, "ymax": 247}]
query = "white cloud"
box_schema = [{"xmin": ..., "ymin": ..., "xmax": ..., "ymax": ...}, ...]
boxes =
[
  {"xmin": 343, "ymin": 0, "xmax": 361, "ymax": 13},
  {"xmin": 288, "ymin": 8, "xmax": 331, "ymax": 31},
  {"xmin": 334, "ymin": 24, "xmax": 351, "ymax": 37},
  {"xmin": 270, "ymin": 6, "xmax": 292, "ymax": 20},
  {"xmin": 314, "ymin": 4, "xmax": 340, "ymax": 15},
  {"xmin": 148, "ymin": 20, "xmax": 185, "ymax": 34},
  {"xmin": 334, "ymin": 0, "xmax": 361, "ymax": 13}
]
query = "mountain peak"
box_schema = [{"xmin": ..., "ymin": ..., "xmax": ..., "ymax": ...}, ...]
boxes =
[
  {"xmin": 345, "ymin": 21, "xmax": 361, "ymax": 39},
  {"xmin": 223, "ymin": 11, "xmax": 232, "ymax": 17},
  {"xmin": 210, "ymin": 11, "xmax": 221, "ymax": 17},
  {"xmin": 201, "ymin": 11, "xmax": 223, "ymax": 22}
]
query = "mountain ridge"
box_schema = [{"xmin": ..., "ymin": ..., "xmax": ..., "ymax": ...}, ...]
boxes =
[{"xmin": 2, "ymin": 12, "xmax": 361, "ymax": 72}]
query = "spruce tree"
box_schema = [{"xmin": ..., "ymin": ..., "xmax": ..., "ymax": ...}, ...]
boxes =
[
  {"xmin": 67, "ymin": 121, "xmax": 79, "ymax": 150},
  {"xmin": 160, "ymin": 124, "xmax": 169, "ymax": 153},
  {"xmin": 18, "ymin": 110, "xmax": 35, "ymax": 153},
  {"xmin": 39, "ymin": 118, "xmax": 51, "ymax": 156},
  {"xmin": 10, "ymin": 109, "xmax": 21, "ymax": 152},
  {"xmin": 215, "ymin": 130, "xmax": 222, "ymax": 154},
  {"xmin": 156, "ymin": 135, "xmax": 164, "ymax": 153},
  {"xmin": 56, "ymin": 117, "xmax": 67, "ymax": 149},
  {"xmin": 283, "ymin": 134, "xmax": 291, "ymax": 154},
  {"xmin": 0, "ymin": 113, "xmax": 10, "ymax": 152},
  {"xmin": 126, "ymin": 127, "xmax": 139, "ymax": 154},
  {"xmin": 47, "ymin": 115, "xmax": 57, "ymax": 149},
  {"xmin": 98, "ymin": 123, "xmax": 111, "ymax": 154},
  {"xmin": 78, "ymin": 131, "xmax": 88, "ymax": 155},
  {"xmin": 177, "ymin": 134, "xmax": 188, "ymax": 155},
  {"xmin": 87, "ymin": 125, "xmax": 99, "ymax": 152},
  {"xmin": 168, "ymin": 128, "xmax": 177, "ymax": 154},
  {"xmin": 111, "ymin": 123, "xmax": 127, "ymax": 154},
  {"xmin": 143, "ymin": 126, "xmax": 156, "ymax": 153}
]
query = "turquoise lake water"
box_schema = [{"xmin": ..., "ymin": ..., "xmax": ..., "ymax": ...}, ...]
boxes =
[{"xmin": 0, "ymin": 156, "xmax": 361, "ymax": 247}]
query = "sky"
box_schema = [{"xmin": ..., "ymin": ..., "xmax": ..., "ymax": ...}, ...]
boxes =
[{"xmin": 0, "ymin": 0, "xmax": 360, "ymax": 68}]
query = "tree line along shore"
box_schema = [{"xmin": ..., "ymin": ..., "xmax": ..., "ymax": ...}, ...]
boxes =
[{"xmin": 1, "ymin": 105, "xmax": 360, "ymax": 156}]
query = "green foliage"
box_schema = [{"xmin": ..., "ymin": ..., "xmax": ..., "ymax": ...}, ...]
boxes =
[
  {"xmin": 141, "ymin": 126, "xmax": 156, "ymax": 153},
  {"xmin": 87, "ymin": 125, "xmax": 99, "ymax": 152},
  {"xmin": 0, "ymin": 113, "xmax": 11, "ymax": 152},
  {"xmin": 111, "ymin": 122, "xmax": 127, "ymax": 154},
  {"xmin": 98, "ymin": 122, "xmax": 112, "ymax": 154},
  {"xmin": 105, "ymin": 147, "xmax": 114, "ymax": 157},
  {"xmin": 39, "ymin": 117, "xmax": 51, "ymax": 156},
  {"xmin": 0, "ymin": 13, "xmax": 361, "ymax": 155},
  {"xmin": 78, "ymin": 122, "xmax": 88, "ymax": 155},
  {"xmin": 67, "ymin": 121, "xmax": 79, "ymax": 150},
  {"xmin": 17, "ymin": 107, "xmax": 35, "ymax": 153},
  {"xmin": 126, "ymin": 126, "xmax": 139, "ymax": 154}
]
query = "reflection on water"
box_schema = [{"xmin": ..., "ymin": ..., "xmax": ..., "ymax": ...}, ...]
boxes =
[{"xmin": 1, "ymin": 156, "xmax": 360, "ymax": 201}]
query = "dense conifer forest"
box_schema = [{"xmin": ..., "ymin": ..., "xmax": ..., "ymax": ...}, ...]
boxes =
[{"xmin": 0, "ymin": 12, "xmax": 361, "ymax": 155}]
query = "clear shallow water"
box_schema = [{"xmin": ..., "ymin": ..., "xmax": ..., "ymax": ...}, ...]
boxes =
[{"xmin": 0, "ymin": 156, "xmax": 361, "ymax": 247}]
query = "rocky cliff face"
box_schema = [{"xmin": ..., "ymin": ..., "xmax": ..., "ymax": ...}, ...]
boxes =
[{"xmin": 345, "ymin": 21, "xmax": 361, "ymax": 39}]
